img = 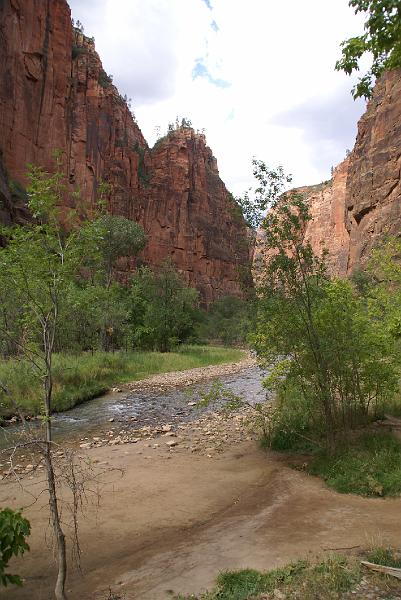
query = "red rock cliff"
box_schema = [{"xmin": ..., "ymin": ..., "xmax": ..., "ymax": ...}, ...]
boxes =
[
  {"xmin": 255, "ymin": 69, "xmax": 401, "ymax": 278},
  {"xmin": 0, "ymin": 0, "xmax": 250, "ymax": 303}
]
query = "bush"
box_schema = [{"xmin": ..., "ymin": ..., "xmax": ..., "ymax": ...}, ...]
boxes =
[
  {"xmin": 0, "ymin": 508, "xmax": 31, "ymax": 587},
  {"xmin": 308, "ymin": 432, "xmax": 401, "ymax": 497},
  {"xmin": 98, "ymin": 69, "xmax": 113, "ymax": 88},
  {"xmin": 262, "ymin": 379, "xmax": 324, "ymax": 452},
  {"xmin": 199, "ymin": 296, "xmax": 251, "ymax": 346}
]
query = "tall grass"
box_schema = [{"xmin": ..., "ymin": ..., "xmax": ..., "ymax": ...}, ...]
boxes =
[
  {"xmin": 0, "ymin": 346, "xmax": 245, "ymax": 418},
  {"xmin": 308, "ymin": 431, "xmax": 401, "ymax": 497},
  {"xmin": 175, "ymin": 555, "xmax": 361, "ymax": 599}
]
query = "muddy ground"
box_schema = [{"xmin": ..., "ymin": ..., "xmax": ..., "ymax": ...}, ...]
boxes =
[{"xmin": 1, "ymin": 361, "xmax": 401, "ymax": 600}]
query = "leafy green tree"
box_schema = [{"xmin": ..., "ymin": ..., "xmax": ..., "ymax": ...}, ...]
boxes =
[
  {"xmin": 129, "ymin": 263, "xmax": 199, "ymax": 352},
  {"xmin": 0, "ymin": 509, "xmax": 30, "ymax": 588},
  {"xmin": 200, "ymin": 295, "xmax": 251, "ymax": 346},
  {"xmin": 80, "ymin": 214, "xmax": 146, "ymax": 288},
  {"xmin": 367, "ymin": 237, "xmax": 401, "ymax": 339},
  {"xmin": 336, "ymin": 0, "xmax": 401, "ymax": 98},
  {"xmin": 235, "ymin": 159, "xmax": 291, "ymax": 229},
  {"xmin": 0, "ymin": 160, "xmax": 84, "ymax": 600},
  {"xmin": 252, "ymin": 165, "xmax": 399, "ymax": 451}
]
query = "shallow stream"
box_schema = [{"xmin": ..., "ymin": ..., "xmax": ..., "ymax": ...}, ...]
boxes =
[{"xmin": 0, "ymin": 366, "xmax": 266, "ymax": 450}]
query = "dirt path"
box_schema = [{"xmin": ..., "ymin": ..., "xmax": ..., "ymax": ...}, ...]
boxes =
[{"xmin": 1, "ymin": 371, "xmax": 401, "ymax": 599}]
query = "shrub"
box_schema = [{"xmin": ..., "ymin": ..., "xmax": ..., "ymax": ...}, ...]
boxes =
[
  {"xmin": 98, "ymin": 69, "xmax": 113, "ymax": 88},
  {"xmin": 308, "ymin": 432, "xmax": 401, "ymax": 497},
  {"xmin": 0, "ymin": 508, "xmax": 31, "ymax": 587}
]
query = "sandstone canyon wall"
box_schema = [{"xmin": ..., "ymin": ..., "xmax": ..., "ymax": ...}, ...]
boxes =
[
  {"xmin": 0, "ymin": 0, "xmax": 250, "ymax": 304},
  {"xmin": 255, "ymin": 68, "xmax": 401, "ymax": 277}
]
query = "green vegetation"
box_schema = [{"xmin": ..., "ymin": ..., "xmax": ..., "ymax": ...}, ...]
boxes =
[
  {"xmin": 98, "ymin": 68, "xmax": 113, "ymax": 88},
  {"xmin": 176, "ymin": 555, "xmax": 361, "ymax": 599},
  {"xmin": 198, "ymin": 296, "xmax": 251, "ymax": 346},
  {"xmin": 307, "ymin": 431, "xmax": 401, "ymax": 497},
  {"xmin": 130, "ymin": 262, "xmax": 200, "ymax": 352},
  {"xmin": 367, "ymin": 546, "xmax": 401, "ymax": 568},
  {"xmin": 336, "ymin": 0, "xmax": 401, "ymax": 99},
  {"xmin": 0, "ymin": 509, "xmax": 31, "ymax": 588},
  {"xmin": 0, "ymin": 346, "xmax": 244, "ymax": 417},
  {"xmin": 71, "ymin": 46, "xmax": 87, "ymax": 60},
  {"xmin": 225, "ymin": 161, "xmax": 401, "ymax": 497},
  {"xmin": 251, "ymin": 164, "xmax": 399, "ymax": 453}
]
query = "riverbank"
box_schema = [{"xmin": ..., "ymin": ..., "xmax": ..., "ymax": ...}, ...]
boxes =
[
  {"xmin": 2, "ymin": 389, "xmax": 401, "ymax": 600},
  {"xmin": 0, "ymin": 346, "xmax": 246, "ymax": 421}
]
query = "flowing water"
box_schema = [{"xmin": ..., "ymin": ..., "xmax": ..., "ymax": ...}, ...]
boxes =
[{"xmin": 0, "ymin": 366, "xmax": 266, "ymax": 450}]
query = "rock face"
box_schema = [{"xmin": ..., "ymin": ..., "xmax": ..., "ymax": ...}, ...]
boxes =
[
  {"xmin": 0, "ymin": 0, "xmax": 250, "ymax": 303},
  {"xmin": 255, "ymin": 69, "xmax": 401, "ymax": 278},
  {"xmin": 345, "ymin": 69, "xmax": 401, "ymax": 271}
]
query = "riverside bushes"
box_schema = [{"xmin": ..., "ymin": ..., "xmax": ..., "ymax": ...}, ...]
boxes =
[{"xmin": 248, "ymin": 164, "xmax": 400, "ymax": 455}]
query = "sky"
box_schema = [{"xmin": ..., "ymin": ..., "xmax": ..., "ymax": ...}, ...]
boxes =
[{"xmin": 68, "ymin": 0, "xmax": 367, "ymax": 195}]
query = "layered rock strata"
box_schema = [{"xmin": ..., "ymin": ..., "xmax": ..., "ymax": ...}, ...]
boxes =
[
  {"xmin": 255, "ymin": 68, "xmax": 401, "ymax": 277},
  {"xmin": 0, "ymin": 0, "xmax": 250, "ymax": 303}
]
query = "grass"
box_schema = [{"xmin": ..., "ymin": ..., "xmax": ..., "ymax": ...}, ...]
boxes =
[
  {"xmin": 175, "ymin": 555, "xmax": 361, "ymax": 599},
  {"xmin": 367, "ymin": 546, "xmax": 401, "ymax": 568},
  {"xmin": 0, "ymin": 345, "xmax": 245, "ymax": 418},
  {"xmin": 307, "ymin": 431, "xmax": 401, "ymax": 497}
]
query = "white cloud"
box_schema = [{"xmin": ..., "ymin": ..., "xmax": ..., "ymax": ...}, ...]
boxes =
[{"xmin": 68, "ymin": 0, "xmax": 367, "ymax": 194}]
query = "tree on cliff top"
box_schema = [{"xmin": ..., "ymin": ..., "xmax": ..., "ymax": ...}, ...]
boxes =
[{"xmin": 336, "ymin": 0, "xmax": 401, "ymax": 98}]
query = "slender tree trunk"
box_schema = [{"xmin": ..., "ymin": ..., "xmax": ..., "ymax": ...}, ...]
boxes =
[
  {"xmin": 43, "ymin": 317, "xmax": 68, "ymax": 600},
  {"xmin": 44, "ymin": 441, "xmax": 68, "ymax": 600}
]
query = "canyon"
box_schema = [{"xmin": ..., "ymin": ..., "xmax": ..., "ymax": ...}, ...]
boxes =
[
  {"xmin": 256, "ymin": 68, "xmax": 401, "ymax": 277},
  {"xmin": 0, "ymin": 0, "xmax": 250, "ymax": 304},
  {"xmin": 1, "ymin": 0, "xmax": 400, "ymax": 296}
]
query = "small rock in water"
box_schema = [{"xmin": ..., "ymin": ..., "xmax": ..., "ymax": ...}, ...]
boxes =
[
  {"xmin": 112, "ymin": 388, "xmax": 122, "ymax": 393},
  {"xmin": 108, "ymin": 418, "xmax": 115, "ymax": 423},
  {"xmin": 166, "ymin": 440, "xmax": 177, "ymax": 447}
]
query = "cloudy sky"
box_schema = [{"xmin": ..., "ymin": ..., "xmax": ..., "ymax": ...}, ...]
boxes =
[{"xmin": 68, "ymin": 0, "xmax": 367, "ymax": 195}]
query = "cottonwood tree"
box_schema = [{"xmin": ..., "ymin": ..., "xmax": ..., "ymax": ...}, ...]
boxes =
[
  {"xmin": 0, "ymin": 161, "xmax": 126, "ymax": 598},
  {"xmin": 251, "ymin": 165, "xmax": 398, "ymax": 452},
  {"xmin": 336, "ymin": 0, "xmax": 401, "ymax": 98},
  {"xmin": 129, "ymin": 262, "xmax": 199, "ymax": 352},
  {"xmin": 0, "ymin": 161, "xmax": 84, "ymax": 599}
]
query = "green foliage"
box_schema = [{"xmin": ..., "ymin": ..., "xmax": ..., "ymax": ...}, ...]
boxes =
[
  {"xmin": 0, "ymin": 347, "xmax": 244, "ymax": 416},
  {"xmin": 80, "ymin": 213, "xmax": 146, "ymax": 287},
  {"xmin": 199, "ymin": 296, "xmax": 251, "ymax": 346},
  {"xmin": 129, "ymin": 263, "xmax": 200, "ymax": 352},
  {"xmin": 335, "ymin": 0, "xmax": 401, "ymax": 98},
  {"xmin": 72, "ymin": 46, "xmax": 87, "ymax": 60},
  {"xmin": 366, "ymin": 546, "xmax": 401, "ymax": 567},
  {"xmin": 308, "ymin": 432, "xmax": 401, "ymax": 497},
  {"xmin": 0, "ymin": 509, "xmax": 31, "ymax": 587},
  {"xmin": 261, "ymin": 379, "xmax": 323, "ymax": 452},
  {"xmin": 98, "ymin": 69, "xmax": 113, "ymax": 88},
  {"xmin": 176, "ymin": 555, "xmax": 360, "ymax": 599},
  {"xmin": 252, "ymin": 165, "xmax": 399, "ymax": 451},
  {"xmin": 234, "ymin": 160, "xmax": 292, "ymax": 229}
]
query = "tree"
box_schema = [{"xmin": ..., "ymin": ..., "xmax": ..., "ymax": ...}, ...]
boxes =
[
  {"xmin": 336, "ymin": 0, "xmax": 401, "ymax": 99},
  {"xmin": 0, "ymin": 509, "xmax": 30, "ymax": 588},
  {"xmin": 252, "ymin": 165, "xmax": 398, "ymax": 451},
  {"xmin": 129, "ymin": 262, "xmax": 199, "ymax": 352},
  {"xmin": 80, "ymin": 213, "xmax": 146, "ymax": 288},
  {"xmin": 235, "ymin": 159, "xmax": 292, "ymax": 229},
  {"xmin": 200, "ymin": 295, "xmax": 251, "ymax": 346},
  {"xmin": 0, "ymin": 161, "xmax": 84, "ymax": 600}
]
